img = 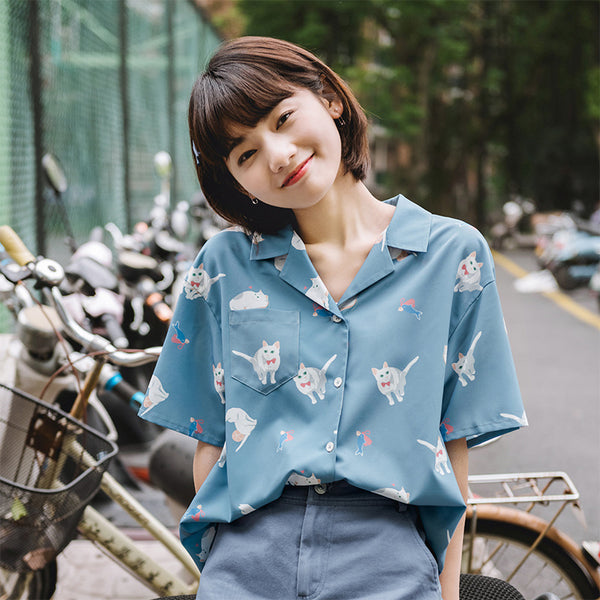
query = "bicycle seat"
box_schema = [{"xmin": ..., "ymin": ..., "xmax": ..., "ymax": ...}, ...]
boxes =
[{"xmin": 459, "ymin": 574, "xmax": 525, "ymax": 599}]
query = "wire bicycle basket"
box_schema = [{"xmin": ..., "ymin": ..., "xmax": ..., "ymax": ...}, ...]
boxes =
[{"xmin": 0, "ymin": 382, "xmax": 117, "ymax": 572}]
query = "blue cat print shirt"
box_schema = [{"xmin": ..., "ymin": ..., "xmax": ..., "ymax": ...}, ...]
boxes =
[{"xmin": 139, "ymin": 194, "xmax": 526, "ymax": 572}]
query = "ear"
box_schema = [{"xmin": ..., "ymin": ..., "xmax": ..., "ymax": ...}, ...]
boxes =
[
  {"xmin": 300, "ymin": 363, "xmax": 305, "ymax": 369},
  {"xmin": 274, "ymin": 341, "xmax": 280, "ymax": 349},
  {"xmin": 262, "ymin": 340, "xmax": 268, "ymax": 347},
  {"xmin": 371, "ymin": 368, "xmax": 378, "ymax": 375},
  {"xmin": 318, "ymin": 83, "xmax": 344, "ymax": 120},
  {"xmin": 324, "ymin": 96, "xmax": 344, "ymax": 120},
  {"xmin": 217, "ymin": 362, "xmax": 221, "ymax": 369},
  {"xmin": 383, "ymin": 361, "xmax": 389, "ymax": 368}
]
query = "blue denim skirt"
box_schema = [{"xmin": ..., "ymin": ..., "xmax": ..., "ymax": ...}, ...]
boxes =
[{"xmin": 196, "ymin": 480, "xmax": 442, "ymax": 600}]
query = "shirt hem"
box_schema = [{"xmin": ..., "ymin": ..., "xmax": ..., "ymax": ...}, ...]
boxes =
[{"xmin": 443, "ymin": 420, "xmax": 523, "ymax": 448}]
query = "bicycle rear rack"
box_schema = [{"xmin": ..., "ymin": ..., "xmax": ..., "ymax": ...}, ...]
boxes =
[
  {"xmin": 465, "ymin": 472, "xmax": 584, "ymax": 582},
  {"xmin": 467, "ymin": 471, "xmax": 580, "ymax": 507}
]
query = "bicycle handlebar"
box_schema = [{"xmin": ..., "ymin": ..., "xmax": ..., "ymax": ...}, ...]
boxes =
[
  {"xmin": 0, "ymin": 225, "xmax": 161, "ymax": 368},
  {"xmin": 46, "ymin": 287, "xmax": 160, "ymax": 367},
  {"xmin": 0, "ymin": 225, "xmax": 36, "ymax": 266}
]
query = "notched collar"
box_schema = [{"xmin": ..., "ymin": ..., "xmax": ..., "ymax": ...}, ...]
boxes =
[
  {"xmin": 249, "ymin": 194, "xmax": 432, "ymax": 261},
  {"xmin": 384, "ymin": 194, "xmax": 432, "ymax": 253},
  {"xmin": 249, "ymin": 225, "xmax": 295, "ymax": 261}
]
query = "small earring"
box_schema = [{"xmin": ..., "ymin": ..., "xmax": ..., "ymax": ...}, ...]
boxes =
[
  {"xmin": 251, "ymin": 197, "xmax": 259, "ymax": 205},
  {"xmin": 336, "ymin": 116, "xmax": 346, "ymax": 127}
]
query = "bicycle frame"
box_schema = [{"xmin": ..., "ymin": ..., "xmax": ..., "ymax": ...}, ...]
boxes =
[
  {"xmin": 63, "ymin": 422, "xmax": 201, "ymax": 596},
  {"xmin": 77, "ymin": 481, "xmax": 199, "ymax": 596}
]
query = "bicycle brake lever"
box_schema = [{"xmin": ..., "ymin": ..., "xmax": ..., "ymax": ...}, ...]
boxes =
[{"xmin": 0, "ymin": 259, "xmax": 32, "ymax": 283}]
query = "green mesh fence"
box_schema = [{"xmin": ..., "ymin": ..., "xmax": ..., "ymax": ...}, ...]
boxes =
[{"xmin": 0, "ymin": 0, "xmax": 220, "ymax": 331}]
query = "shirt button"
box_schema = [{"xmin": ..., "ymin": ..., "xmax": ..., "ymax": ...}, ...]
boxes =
[
  {"xmin": 331, "ymin": 315, "xmax": 342, "ymax": 323},
  {"xmin": 314, "ymin": 483, "xmax": 327, "ymax": 494},
  {"xmin": 325, "ymin": 441, "xmax": 335, "ymax": 452},
  {"xmin": 333, "ymin": 377, "xmax": 342, "ymax": 388}
]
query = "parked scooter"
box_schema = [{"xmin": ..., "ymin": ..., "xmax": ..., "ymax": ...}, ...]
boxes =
[
  {"xmin": 490, "ymin": 195, "xmax": 538, "ymax": 250},
  {"xmin": 4, "ymin": 154, "xmax": 161, "ymax": 476},
  {"xmin": 544, "ymin": 221, "xmax": 600, "ymax": 291}
]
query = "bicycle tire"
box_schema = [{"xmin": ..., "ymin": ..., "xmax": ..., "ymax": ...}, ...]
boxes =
[
  {"xmin": 0, "ymin": 560, "xmax": 57, "ymax": 600},
  {"xmin": 464, "ymin": 505, "xmax": 600, "ymax": 600}
]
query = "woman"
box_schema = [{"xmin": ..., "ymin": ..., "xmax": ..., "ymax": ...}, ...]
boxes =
[{"xmin": 140, "ymin": 36, "xmax": 525, "ymax": 600}]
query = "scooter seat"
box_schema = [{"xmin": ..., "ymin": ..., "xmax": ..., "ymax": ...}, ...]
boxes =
[{"xmin": 148, "ymin": 429, "xmax": 196, "ymax": 508}]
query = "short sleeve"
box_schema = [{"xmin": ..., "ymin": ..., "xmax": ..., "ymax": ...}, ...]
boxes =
[
  {"xmin": 137, "ymin": 286, "xmax": 226, "ymax": 447},
  {"xmin": 441, "ymin": 280, "xmax": 526, "ymax": 448}
]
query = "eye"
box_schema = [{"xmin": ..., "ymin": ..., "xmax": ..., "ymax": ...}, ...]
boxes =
[
  {"xmin": 238, "ymin": 149, "xmax": 256, "ymax": 166},
  {"xmin": 277, "ymin": 111, "xmax": 292, "ymax": 129}
]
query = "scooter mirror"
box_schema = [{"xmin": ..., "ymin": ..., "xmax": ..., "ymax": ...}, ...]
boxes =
[
  {"xmin": 42, "ymin": 153, "xmax": 68, "ymax": 194},
  {"xmin": 154, "ymin": 151, "xmax": 172, "ymax": 179}
]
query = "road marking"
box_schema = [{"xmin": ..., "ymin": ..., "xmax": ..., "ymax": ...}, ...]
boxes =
[{"xmin": 492, "ymin": 250, "xmax": 600, "ymax": 331}]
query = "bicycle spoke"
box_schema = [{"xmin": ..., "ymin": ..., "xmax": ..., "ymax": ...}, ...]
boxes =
[{"xmin": 463, "ymin": 533, "xmax": 586, "ymax": 599}]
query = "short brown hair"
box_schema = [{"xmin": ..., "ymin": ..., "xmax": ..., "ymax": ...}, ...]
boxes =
[{"xmin": 188, "ymin": 36, "xmax": 370, "ymax": 234}]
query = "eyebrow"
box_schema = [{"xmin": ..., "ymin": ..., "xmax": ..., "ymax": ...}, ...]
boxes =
[{"xmin": 225, "ymin": 134, "xmax": 245, "ymax": 158}]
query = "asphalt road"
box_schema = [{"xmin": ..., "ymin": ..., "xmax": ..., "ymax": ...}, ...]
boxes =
[{"xmin": 469, "ymin": 248, "xmax": 600, "ymax": 544}]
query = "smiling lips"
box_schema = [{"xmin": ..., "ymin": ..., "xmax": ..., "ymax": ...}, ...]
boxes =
[{"xmin": 282, "ymin": 155, "xmax": 313, "ymax": 188}]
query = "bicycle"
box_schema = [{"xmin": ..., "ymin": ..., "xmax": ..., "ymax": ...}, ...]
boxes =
[
  {"xmin": 0, "ymin": 226, "xmax": 200, "ymax": 599},
  {"xmin": 463, "ymin": 472, "xmax": 600, "ymax": 599}
]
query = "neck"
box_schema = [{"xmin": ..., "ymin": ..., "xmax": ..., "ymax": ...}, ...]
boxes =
[{"xmin": 293, "ymin": 173, "xmax": 388, "ymax": 247}]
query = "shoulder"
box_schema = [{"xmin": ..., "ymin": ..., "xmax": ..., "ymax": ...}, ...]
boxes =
[
  {"xmin": 428, "ymin": 214, "xmax": 493, "ymax": 274},
  {"xmin": 430, "ymin": 213, "xmax": 488, "ymax": 252},
  {"xmin": 196, "ymin": 226, "xmax": 252, "ymax": 267}
]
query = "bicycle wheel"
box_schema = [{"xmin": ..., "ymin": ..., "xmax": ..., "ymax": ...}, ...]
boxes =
[
  {"xmin": 0, "ymin": 561, "xmax": 56, "ymax": 600},
  {"xmin": 464, "ymin": 506, "xmax": 599, "ymax": 600}
]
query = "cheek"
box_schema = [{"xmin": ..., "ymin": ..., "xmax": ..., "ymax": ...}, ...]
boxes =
[{"xmin": 229, "ymin": 168, "xmax": 263, "ymax": 198}]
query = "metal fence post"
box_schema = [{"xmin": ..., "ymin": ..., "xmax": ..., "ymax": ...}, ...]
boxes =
[
  {"xmin": 28, "ymin": 0, "xmax": 44, "ymax": 255},
  {"xmin": 119, "ymin": 0, "xmax": 131, "ymax": 232}
]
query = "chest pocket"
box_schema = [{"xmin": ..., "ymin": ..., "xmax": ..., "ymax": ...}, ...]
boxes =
[{"xmin": 229, "ymin": 309, "xmax": 299, "ymax": 395}]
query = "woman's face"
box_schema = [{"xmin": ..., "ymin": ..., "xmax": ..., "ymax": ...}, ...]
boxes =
[{"xmin": 225, "ymin": 89, "xmax": 343, "ymax": 211}]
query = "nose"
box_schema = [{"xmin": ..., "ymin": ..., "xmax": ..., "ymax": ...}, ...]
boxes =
[{"xmin": 266, "ymin": 136, "xmax": 295, "ymax": 173}]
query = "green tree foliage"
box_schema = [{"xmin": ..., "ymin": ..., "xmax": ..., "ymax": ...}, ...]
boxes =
[
  {"xmin": 238, "ymin": 0, "xmax": 599, "ymax": 226},
  {"xmin": 238, "ymin": 0, "xmax": 372, "ymax": 69}
]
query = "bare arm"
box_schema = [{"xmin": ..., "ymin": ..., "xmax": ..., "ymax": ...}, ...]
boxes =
[
  {"xmin": 439, "ymin": 437, "xmax": 469, "ymax": 600},
  {"xmin": 193, "ymin": 440, "xmax": 223, "ymax": 492}
]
